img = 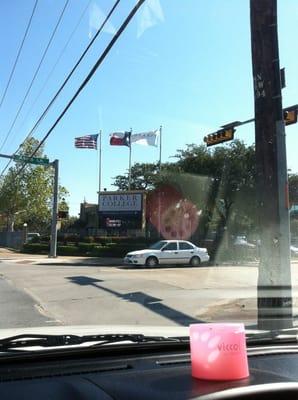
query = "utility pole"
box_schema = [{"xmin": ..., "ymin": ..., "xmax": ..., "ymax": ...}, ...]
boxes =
[
  {"xmin": 250, "ymin": 0, "xmax": 293, "ymax": 329},
  {"xmin": 49, "ymin": 159, "xmax": 59, "ymax": 258}
]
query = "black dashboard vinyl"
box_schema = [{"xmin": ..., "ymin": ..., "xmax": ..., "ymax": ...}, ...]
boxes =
[{"xmin": 0, "ymin": 346, "xmax": 298, "ymax": 399}]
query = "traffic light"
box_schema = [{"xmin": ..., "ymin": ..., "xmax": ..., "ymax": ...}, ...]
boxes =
[
  {"xmin": 283, "ymin": 106, "xmax": 298, "ymax": 126},
  {"xmin": 203, "ymin": 128, "xmax": 235, "ymax": 147}
]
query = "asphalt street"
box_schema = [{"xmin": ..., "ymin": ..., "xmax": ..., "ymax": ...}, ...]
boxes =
[
  {"xmin": 0, "ymin": 260, "xmax": 297, "ymax": 329},
  {"xmin": 0, "ymin": 273, "xmax": 58, "ymax": 328}
]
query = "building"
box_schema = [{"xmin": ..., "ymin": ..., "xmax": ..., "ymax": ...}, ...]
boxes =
[
  {"xmin": 79, "ymin": 191, "xmax": 146, "ymax": 237},
  {"xmin": 79, "ymin": 201, "xmax": 99, "ymax": 235}
]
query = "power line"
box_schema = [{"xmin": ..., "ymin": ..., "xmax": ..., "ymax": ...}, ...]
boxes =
[
  {"xmin": 13, "ymin": 0, "xmax": 92, "ymax": 149},
  {"xmin": 0, "ymin": 0, "xmax": 39, "ymax": 109},
  {"xmin": 11, "ymin": 0, "xmax": 116, "ymax": 150},
  {"xmin": 16, "ymin": 0, "xmax": 146, "ymax": 176},
  {"xmin": 0, "ymin": 0, "xmax": 70, "ymax": 153},
  {"xmin": 0, "ymin": 0, "xmax": 121, "ymax": 179}
]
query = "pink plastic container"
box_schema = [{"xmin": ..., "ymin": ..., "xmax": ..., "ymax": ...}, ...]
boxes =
[{"xmin": 189, "ymin": 323, "xmax": 249, "ymax": 381}]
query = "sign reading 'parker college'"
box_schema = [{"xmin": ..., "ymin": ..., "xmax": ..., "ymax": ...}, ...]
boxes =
[{"xmin": 99, "ymin": 193, "xmax": 142, "ymax": 212}]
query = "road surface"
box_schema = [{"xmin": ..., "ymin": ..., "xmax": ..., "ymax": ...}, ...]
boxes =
[
  {"xmin": 0, "ymin": 271, "xmax": 58, "ymax": 328},
  {"xmin": 0, "ymin": 260, "xmax": 297, "ymax": 328}
]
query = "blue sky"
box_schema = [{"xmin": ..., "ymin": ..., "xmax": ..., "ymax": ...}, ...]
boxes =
[{"xmin": 0, "ymin": 0, "xmax": 298, "ymax": 216}]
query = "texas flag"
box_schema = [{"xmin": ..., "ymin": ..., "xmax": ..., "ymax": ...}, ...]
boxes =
[{"xmin": 109, "ymin": 132, "xmax": 131, "ymax": 146}]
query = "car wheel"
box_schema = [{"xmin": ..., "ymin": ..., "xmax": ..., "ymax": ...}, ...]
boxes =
[
  {"xmin": 145, "ymin": 256, "xmax": 158, "ymax": 267},
  {"xmin": 190, "ymin": 256, "xmax": 201, "ymax": 267}
]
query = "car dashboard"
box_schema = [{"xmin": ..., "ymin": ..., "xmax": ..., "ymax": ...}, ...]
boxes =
[{"xmin": 1, "ymin": 343, "xmax": 298, "ymax": 399}]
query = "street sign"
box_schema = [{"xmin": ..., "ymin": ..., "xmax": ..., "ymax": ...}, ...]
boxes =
[{"xmin": 13, "ymin": 155, "xmax": 49, "ymax": 165}]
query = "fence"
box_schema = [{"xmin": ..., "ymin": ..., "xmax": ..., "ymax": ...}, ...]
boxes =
[{"xmin": 0, "ymin": 231, "xmax": 24, "ymax": 249}]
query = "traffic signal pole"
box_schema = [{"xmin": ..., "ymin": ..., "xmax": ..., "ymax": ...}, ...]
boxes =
[
  {"xmin": 49, "ymin": 159, "xmax": 59, "ymax": 258},
  {"xmin": 250, "ymin": 0, "xmax": 293, "ymax": 329}
]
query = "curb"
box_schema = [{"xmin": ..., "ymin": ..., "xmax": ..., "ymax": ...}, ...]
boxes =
[{"xmin": 0, "ymin": 257, "xmax": 123, "ymax": 266}]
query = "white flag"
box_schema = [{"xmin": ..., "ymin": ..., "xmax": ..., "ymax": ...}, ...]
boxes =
[
  {"xmin": 137, "ymin": 0, "xmax": 164, "ymax": 38},
  {"xmin": 131, "ymin": 130, "xmax": 159, "ymax": 147},
  {"xmin": 88, "ymin": 3, "xmax": 116, "ymax": 39}
]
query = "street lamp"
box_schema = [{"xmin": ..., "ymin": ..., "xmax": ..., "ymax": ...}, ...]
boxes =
[{"xmin": 23, "ymin": 223, "xmax": 28, "ymax": 244}]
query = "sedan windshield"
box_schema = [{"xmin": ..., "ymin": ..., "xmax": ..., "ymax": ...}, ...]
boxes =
[
  {"xmin": 0, "ymin": 0, "xmax": 297, "ymax": 342},
  {"xmin": 149, "ymin": 241, "xmax": 167, "ymax": 250}
]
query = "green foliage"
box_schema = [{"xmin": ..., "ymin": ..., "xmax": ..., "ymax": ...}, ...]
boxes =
[
  {"xmin": 290, "ymin": 219, "xmax": 298, "ymax": 237},
  {"xmin": 57, "ymin": 246, "xmax": 82, "ymax": 256},
  {"xmin": 289, "ymin": 174, "xmax": 298, "ymax": 205},
  {"xmin": 77, "ymin": 243, "xmax": 95, "ymax": 252},
  {"xmin": 60, "ymin": 216, "xmax": 80, "ymax": 232},
  {"xmin": 0, "ymin": 137, "xmax": 69, "ymax": 232},
  {"xmin": 22, "ymin": 240, "xmax": 154, "ymax": 257},
  {"xmin": 112, "ymin": 163, "xmax": 161, "ymax": 191},
  {"xmin": 81, "ymin": 236, "xmax": 94, "ymax": 243},
  {"xmin": 22, "ymin": 243, "xmax": 49, "ymax": 254},
  {"xmin": 111, "ymin": 140, "xmax": 258, "ymax": 260}
]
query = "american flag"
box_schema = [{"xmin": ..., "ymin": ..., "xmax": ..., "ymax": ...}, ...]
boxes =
[{"xmin": 74, "ymin": 134, "xmax": 98, "ymax": 149}]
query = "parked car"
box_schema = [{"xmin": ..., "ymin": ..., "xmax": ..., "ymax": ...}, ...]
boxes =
[
  {"xmin": 124, "ymin": 240, "xmax": 210, "ymax": 267},
  {"xmin": 27, "ymin": 233, "xmax": 40, "ymax": 242},
  {"xmin": 291, "ymin": 245, "xmax": 298, "ymax": 257},
  {"xmin": 233, "ymin": 235, "xmax": 256, "ymax": 248}
]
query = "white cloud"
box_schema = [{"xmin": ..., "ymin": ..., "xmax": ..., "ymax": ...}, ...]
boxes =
[
  {"xmin": 88, "ymin": 2, "xmax": 116, "ymax": 39},
  {"xmin": 137, "ymin": 0, "xmax": 164, "ymax": 38}
]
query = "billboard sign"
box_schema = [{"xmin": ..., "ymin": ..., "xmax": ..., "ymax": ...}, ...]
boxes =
[
  {"xmin": 99, "ymin": 193, "xmax": 142, "ymax": 212},
  {"xmin": 106, "ymin": 218, "xmax": 122, "ymax": 227},
  {"xmin": 98, "ymin": 191, "xmax": 144, "ymax": 230}
]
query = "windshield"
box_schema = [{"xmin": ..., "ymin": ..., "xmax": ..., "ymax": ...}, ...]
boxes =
[
  {"xmin": 149, "ymin": 241, "xmax": 167, "ymax": 250},
  {"xmin": 0, "ymin": 0, "xmax": 297, "ymax": 342}
]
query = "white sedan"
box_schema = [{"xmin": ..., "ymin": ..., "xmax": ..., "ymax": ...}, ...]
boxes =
[
  {"xmin": 291, "ymin": 245, "xmax": 298, "ymax": 257},
  {"xmin": 123, "ymin": 240, "xmax": 210, "ymax": 267}
]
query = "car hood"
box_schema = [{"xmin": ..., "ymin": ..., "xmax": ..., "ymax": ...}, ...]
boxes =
[
  {"xmin": 126, "ymin": 249, "xmax": 159, "ymax": 256},
  {"xmin": 0, "ymin": 325, "xmax": 189, "ymax": 340}
]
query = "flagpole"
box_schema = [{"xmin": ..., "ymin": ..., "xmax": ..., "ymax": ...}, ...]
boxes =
[
  {"xmin": 159, "ymin": 125, "xmax": 162, "ymax": 169},
  {"xmin": 158, "ymin": 125, "xmax": 163, "ymax": 238},
  {"xmin": 128, "ymin": 129, "xmax": 132, "ymax": 191},
  {"xmin": 98, "ymin": 130, "xmax": 102, "ymax": 198}
]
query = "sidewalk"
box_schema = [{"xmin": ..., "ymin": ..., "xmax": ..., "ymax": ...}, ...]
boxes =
[
  {"xmin": 1, "ymin": 247, "xmax": 298, "ymax": 267},
  {"xmin": 0, "ymin": 248, "xmax": 123, "ymax": 266}
]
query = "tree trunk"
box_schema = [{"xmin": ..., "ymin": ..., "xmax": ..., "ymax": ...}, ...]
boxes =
[
  {"xmin": 6, "ymin": 215, "xmax": 15, "ymax": 232},
  {"xmin": 209, "ymin": 203, "xmax": 232, "ymax": 264}
]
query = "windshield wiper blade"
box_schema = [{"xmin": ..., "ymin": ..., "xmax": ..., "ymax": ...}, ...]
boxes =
[
  {"xmin": 0, "ymin": 333, "xmax": 189, "ymax": 351},
  {"xmin": 246, "ymin": 328, "xmax": 298, "ymax": 345}
]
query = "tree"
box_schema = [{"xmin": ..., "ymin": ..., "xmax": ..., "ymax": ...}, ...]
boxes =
[
  {"xmin": 174, "ymin": 141, "xmax": 257, "ymax": 244},
  {"xmin": 289, "ymin": 174, "xmax": 298, "ymax": 207},
  {"xmin": 112, "ymin": 141, "xmax": 298, "ymax": 259},
  {"xmin": 60, "ymin": 216, "xmax": 81, "ymax": 232},
  {"xmin": 112, "ymin": 140, "xmax": 257, "ymax": 259},
  {"xmin": 0, "ymin": 171, "xmax": 26, "ymax": 231},
  {"xmin": 112, "ymin": 163, "xmax": 161, "ymax": 191},
  {"xmin": 0, "ymin": 137, "xmax": 68, "ymax": 232}
]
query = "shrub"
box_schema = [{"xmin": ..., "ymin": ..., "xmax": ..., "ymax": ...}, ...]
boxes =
[
  {"xmin": 22, "ymin": 241, "xmax": 154, "ymax": 257},
  {"xmin": 81, "ymin": 236, "xmax": 94, "ymax": 243},
  {"xmin": 65, "ymin": 234, "xmax": 79, "ymax": 243},
  {"xmin": 93, "ymin": 236, "xmax": 102, "ymax": 244},
  {"xmin": 29, "ymin": 235, "xmax": 40, "ymax": 243},
  {"xmin": 78, "ymin": 243, "xmax": 95, "ymax": 252},
  {"xmin": 40, "ymin": 235, "xmax": 50, "ymax": 243},
  {"xmin": 23, "ymin": 243, "xmax": 49, "ymax": 254},
  {"xmin": 57, "ymin": 245, "xmax": 82, "ymax": 256}
]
